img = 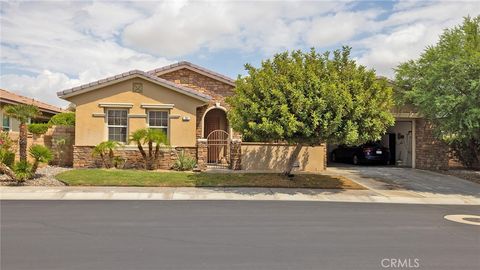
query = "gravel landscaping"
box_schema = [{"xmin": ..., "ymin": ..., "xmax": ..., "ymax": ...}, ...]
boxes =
[{"xmin": 0, "ymin": 166, "xmax": 71, "ymax": 186}]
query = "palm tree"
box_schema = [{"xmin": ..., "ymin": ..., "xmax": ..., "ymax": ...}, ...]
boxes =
[
  {"xmin": 92, "ymin": 141, "xmax": 120, "ymax": 168},
  {"xmin": 4, "ymin": 104, "xmax": 40, "ymax": 162},
  {"xmin": 130, "ymin": 128, "xmax": 169, "ymax": 170}
]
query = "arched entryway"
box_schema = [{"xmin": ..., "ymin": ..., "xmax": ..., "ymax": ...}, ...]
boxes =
[{"xmin": 203, "ymin": 108, "xmax": 230, "ymax": 168}]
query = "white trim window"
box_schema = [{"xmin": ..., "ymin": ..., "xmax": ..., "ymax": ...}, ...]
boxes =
[
  {"xmin": 2, "ymin": 115, "xmax": 10, "ymax": 131},
  {"xmin": 148, "ymin": 110, "xmax": 168, "ymax": 136},
  {"xmin": 107, "ymin": 109, "xmax": 128, "ymax": 142}
]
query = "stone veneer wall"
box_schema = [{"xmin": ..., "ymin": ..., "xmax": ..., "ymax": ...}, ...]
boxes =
[
  {"xmin": 157, "ymin": 68, "xmax": 236, "ymax": 139},
  {"xmin": 414, "ymin": 119, "xmax": 449, "ymax": 170},
  {"xmin": 73, "ymin": 146, "xmax": 196, "ymax": 169}
]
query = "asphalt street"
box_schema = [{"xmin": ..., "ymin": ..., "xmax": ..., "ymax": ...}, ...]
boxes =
[{"xmin": 1, "ymin": 200, "xmax": 479, "ymax": 270}]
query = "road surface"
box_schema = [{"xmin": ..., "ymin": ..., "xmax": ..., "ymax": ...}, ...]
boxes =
[{"xmin": 1, "ymin": 201, "xmax": 479, "ymax": 270}]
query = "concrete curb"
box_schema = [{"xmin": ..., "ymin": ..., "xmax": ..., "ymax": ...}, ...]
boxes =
[{"xmin": 1, "ymin": 187, "xmax": 479, "ymax": 205}]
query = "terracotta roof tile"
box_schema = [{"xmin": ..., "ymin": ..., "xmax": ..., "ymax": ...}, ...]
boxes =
[
  {"xmin": 57, "ymin": 70, "xmax": 212, "ymax": 101},
  {"xmin": 147, "ymin": 61, "xmax": 236, "ymax": 86},
  {"xmin": 0, "ymin": 89, "xmax": 64, "ymax": 113}
]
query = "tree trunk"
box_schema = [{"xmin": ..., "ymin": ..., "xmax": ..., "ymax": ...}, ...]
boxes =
[
  {"xmin": 137, "ymin": 142, "xmax": 148, "ymax": 169},
  {"xmin": 0, "ymin": 162, "xmax": 17, "ymax": 181},
  {"xmin": 31, "ymin": 160, "xmax": 39, "ymax": 177},
  {"xmin": 283, "ymin": 143, "xmax": 303, "ymax": 176},
  {"xmin": 19, "ymin": 123, "xmax": 28, "ymax": 162}
]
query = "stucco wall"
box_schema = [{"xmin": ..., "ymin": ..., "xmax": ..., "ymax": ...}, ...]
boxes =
[
  {"xmin": 67, "ymin": 78, "xmax": 206, "ymax": 147},
  {"xmin": 241, "ymin": 143, "xmax": 327, "ymax": 172}
]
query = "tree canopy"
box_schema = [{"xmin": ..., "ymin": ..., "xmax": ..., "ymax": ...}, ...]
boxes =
[
  {"xmin": 227, "ymin": 46, "xmax": 395, "ymax": 146},
  {"xmin": 395, "ymin": 16, "xmax": 480, "ymax": 166}
]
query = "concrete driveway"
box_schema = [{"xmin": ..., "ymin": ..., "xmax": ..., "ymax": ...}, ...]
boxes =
[{"xmin": 326, "ymin": 164, "xmax": 480, "ymax": 198}]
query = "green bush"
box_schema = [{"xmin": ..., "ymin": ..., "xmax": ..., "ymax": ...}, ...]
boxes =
[
  {"xmin": 48, "ymin": 112, "xmax": 75, "ymax": 126},
  {"xmin": 13, "ymin": 161, "xmax": 33, "ymax": 181},
  {"xmin": 29, "ymin": 145, "xmax": 53, "ymax": 174},
  {"xmin": 0, "ymin": 149, "xmax": 15, "ymax": 167},
  {"xmin": 28, "ymin": 123, "xmax": 50, "ymax": 135},
  {"xmin": 172, "ymin": 151, "xmax": 197, "ymax": 171}
]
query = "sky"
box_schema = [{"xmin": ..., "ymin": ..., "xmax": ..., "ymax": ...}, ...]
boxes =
[{"xmin": 1, "ymin": 0, "xmax": 479, "ymax": 108}]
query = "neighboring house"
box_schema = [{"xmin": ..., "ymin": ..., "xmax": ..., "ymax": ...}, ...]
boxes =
[
  {"xmin": 0, "ymin": 89, "xmax": 64, "ymax": 132},
  {"xmin": 58, "ymin": 61, "xmax": 448, "ymax": 171}
]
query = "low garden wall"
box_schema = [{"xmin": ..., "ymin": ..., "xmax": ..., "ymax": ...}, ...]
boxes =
[
  {"xmin": 240, "ymin": 142, "xmax": 327, "ymax": 172},
  {"xmin": 8, "ymin": 126, "xmax": 75, "ymax": 166},
  {"xmin": 73, "ymin": 145, "xmax": 196, "ymax": 169}
]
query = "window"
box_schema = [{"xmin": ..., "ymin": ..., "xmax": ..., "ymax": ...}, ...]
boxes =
[
  {"xmin": 107, "ymin": 109, "xmax": 127, "ymax": 142},
  {"xmin": 148, "ymin": 110, "xmax": 168, "ymax": 135},
  {"xmin": 2, "ymin": 115, "xmax": 10, "ymax": 131}
]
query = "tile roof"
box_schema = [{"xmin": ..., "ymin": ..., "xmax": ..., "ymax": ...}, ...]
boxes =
[
  {"xmin": 56, "ymin": 70, "xmax": 212, "ymax": 101},
  {"xmin": 147, "ymin": 61, "xmax": 236, "ymax": 86},
  {"xmin": 0, "ymin": 89, "xmax": 64, "ymax": 113}
]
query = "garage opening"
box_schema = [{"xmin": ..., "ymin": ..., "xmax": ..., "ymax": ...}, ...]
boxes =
[{"xmin": 381, "ymin": 120, "xmax": 413, "ymax": 167}]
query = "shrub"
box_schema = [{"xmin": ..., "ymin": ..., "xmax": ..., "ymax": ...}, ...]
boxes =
[
  {"xmin": 172, "ymin": 151, "xmax": 197, "ymax": 171},
  {"xmin": 29, "ymin": 145, "xmax": 53, "ymax": 174},
  {"xmin": 0, "ymin": 149, "xmax": 15, "ymax": 167},
  {"xmin": 13, "ymin": 161, "xmax": 33, "ymax": 182},
  {"xmin": 28, "ymin": 123, "xmax": 50, "ymax": 135},
  {"xmin": 48, "ymin": 112, "xmax": 75, "ymax": 126}
]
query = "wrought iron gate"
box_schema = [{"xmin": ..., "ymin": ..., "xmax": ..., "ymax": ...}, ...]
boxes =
[{"xmin": 206, "ymin": 130, "xmax": 230, "ymax": 168}]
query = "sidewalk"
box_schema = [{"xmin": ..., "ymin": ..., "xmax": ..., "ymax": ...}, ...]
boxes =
[{"xmin": 1, "ymin": 186, "xmax": 479, "ymax": 205}]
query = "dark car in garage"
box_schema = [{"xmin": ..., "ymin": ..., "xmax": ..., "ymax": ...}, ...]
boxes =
[{"xmin": 331, "ymin": 142, "xmax": 390, "ymax": 165}]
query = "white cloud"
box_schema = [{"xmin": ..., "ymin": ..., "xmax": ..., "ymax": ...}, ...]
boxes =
[
  {"xmin": 355, "ymin": 1, "xmax": 480, "ymax": 77},
  {"xmin": 1, "ymin": 0, "xmax": 478, "ymax": 107}
]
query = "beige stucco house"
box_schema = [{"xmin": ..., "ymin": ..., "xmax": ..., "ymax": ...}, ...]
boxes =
[{"xmin": 58, "ymin": 62, "xmax": 251, "ymax": 170}]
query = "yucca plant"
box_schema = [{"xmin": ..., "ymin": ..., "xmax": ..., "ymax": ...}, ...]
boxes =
[
  {"xmin": 130, "ymin": 128, "xmax": 169, "ymax": 170},
  {"xmin": 172, "ymin": 150, "xmax": 197, "ymax": 171},
  {"xmin": 92, "ymin": 141, "xmax": 120, "ymax": 168},
  {"xmin": 4, "ymin": 104, "xmax": 40, "ymax": 162},
  {"xmin": 29, "ymin": 144, "xmax": 53, "ymax": 174},
  {"xmin": 12, "ymin": 161, "xmax": 33, "ymax": 182}
]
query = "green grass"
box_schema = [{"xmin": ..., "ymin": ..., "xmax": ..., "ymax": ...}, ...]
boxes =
[{"xmin": 56, "ymin": 169, "xmax": 365, "ymax": 189}]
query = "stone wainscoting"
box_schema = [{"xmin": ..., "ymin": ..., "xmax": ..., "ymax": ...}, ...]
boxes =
[
  {"xmin": 73, "ymin": 146, "xmax": 196, "ymax": 169},
  {"xmin": 414, "ymin": 119, "xmax": 449, "ymax": 170}
]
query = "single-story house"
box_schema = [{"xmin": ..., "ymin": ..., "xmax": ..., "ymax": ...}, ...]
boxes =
[
  {"xmin": 57, "ymin": 61, "xmax": 449, "ymax": 171},
  {"xmin": 1, "ymin": 89, "xmax": 65, "ymax": 132}
]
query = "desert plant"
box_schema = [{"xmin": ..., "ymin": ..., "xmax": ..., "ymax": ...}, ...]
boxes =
[
  {"xmin": 92, "ymin": 141, "xmax": 120, "ymax": 168},
  {"xmin": 0, "ymin": 149, "xmax": 15, "ymax": 167},
  {"xmin": 48, "ymin": 112, "xmax": 75, "ymax": 126},
  {"xmin": 113, "ymin": 156, "xmax": 126, "ymax": 169},
  {"xmin": 4, "ymin": 104, "xmax": 40, "ymax": 162},
  {"xmin": 52, "ymin": 136, "xmax": 70, "ymax": 166},
  {"xmin": 12, "ymin": 161, "xmax": 33, "ymax": 182},
  {"xmin": 172, "ymin": 151, "xmax": 197, "ymax": 171},
  {"xmin": 29, "ymin": 145, "xmax": 53, "ymax": 174},
  {"xmin": 27, "ymin": 123, "xmax": 50, "ymax": 135},
  {"xmin": 0, "ymin": 131, "xmax": 14, "ymax": 151},
  {"xmin": 130, "ymin": 128, "xmax": 169, "ymax": 170}
]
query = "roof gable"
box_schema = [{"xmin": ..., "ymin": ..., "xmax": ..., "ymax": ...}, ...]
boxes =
[
  {"xmin": 147, "ymin": 61, "xmax": 236, "ymax": 87},
  {"xmin": 57, "ymin": 70, "xmax": 212, "ymax": 102}
]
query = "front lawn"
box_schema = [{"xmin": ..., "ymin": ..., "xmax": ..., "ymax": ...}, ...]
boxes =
[{"xmin": 56, "ymin": 169, "xmax": 365, "ymax": 189}]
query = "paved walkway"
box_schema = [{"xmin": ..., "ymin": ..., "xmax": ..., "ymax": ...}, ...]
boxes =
[
  {"xmin": 2, "ymin": 165, "xmax": 479, "ymax": 204},
  {"xmin": 1, "ymin": 185, "xmax": 479, "ymax": 204}
]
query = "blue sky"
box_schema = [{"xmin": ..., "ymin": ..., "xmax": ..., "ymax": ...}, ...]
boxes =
[{"xmin": 1, "ymin": 0, "xmax": 478, "ymax": 107}]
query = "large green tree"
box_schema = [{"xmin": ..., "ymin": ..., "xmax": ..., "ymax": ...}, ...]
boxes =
[
  {"xmin": 395, "ymin": 16, "xmax": 480, "ymax": 168},
  {"xmin": 4, "ymin": 104, "xmax": 40, "ymax": 162},
  {"xmin": 227, "ymin": 47, "xmax": 395, "ymax": 175}
]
